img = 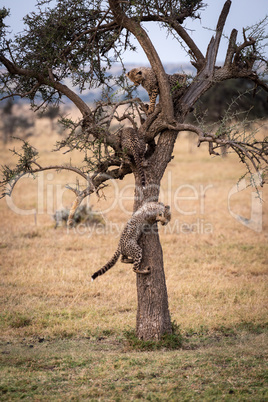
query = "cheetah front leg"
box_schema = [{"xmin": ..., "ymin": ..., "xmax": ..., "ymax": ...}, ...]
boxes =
[
  {"xmin": 147, "ymin": 89, "xmax": 158, "ymax": 115},
  {"xmin": 131, "ymin": 244, "xmax": 150, "ymax": 275}
]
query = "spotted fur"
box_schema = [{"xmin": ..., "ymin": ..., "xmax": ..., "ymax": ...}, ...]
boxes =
[
  {"xmin": 119, "ymin": 127, "xmax": 146, "ymax": 187},
  {"xmin": 126, "ymin": 67, "xmax": 187, "ymax": 114},
  {"xmin": 91, "ymin": 202, "xmax": 171, "ymax": 280}
]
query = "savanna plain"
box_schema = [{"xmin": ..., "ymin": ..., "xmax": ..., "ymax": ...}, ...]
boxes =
[{"xmin": 0, "ymin": 116, "xmax": 267, "ymax": 401}]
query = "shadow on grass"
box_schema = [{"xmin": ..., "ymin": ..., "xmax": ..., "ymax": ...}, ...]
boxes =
[
  {"xmin": 123, "ymin": 320, "xmax": 268, "ymax": 351},
  {"xmin": 123, "ymin": 321, "xmax": 183, "ymax": 351}
]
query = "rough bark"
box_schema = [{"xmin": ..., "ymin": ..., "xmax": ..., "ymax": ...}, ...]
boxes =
[
  {"xmin": 136, "ymin": 225, "xmax": 172, "ymax": 340},
  {"xmin": 133, "ymin": 175, "xmax": 172, "ymax": 340},
  {"xmin": 132, "ymin": 129, "xmax": 177, "ymax": 340}
]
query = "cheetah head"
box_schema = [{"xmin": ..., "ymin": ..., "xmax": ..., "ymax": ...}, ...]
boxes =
[
  {"xmin": 156, "ymin": 205, "xmax": 171, "ymax": 226},
  {"xmin": 126, "ymin": 69, "xmax": 143, "ymax": 86}
]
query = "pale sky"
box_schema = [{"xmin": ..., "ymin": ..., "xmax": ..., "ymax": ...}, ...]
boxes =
[{"xmin": 3, "ymin": 0, "xmax": 268, "ymax": 64}]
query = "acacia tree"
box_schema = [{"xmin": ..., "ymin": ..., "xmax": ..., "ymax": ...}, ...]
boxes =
[{"xmin": 0, "ymin": 0, "xmax": 267, "ymax": 340}]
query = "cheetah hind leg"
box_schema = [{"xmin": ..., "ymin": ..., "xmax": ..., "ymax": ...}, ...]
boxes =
[
  {"xmin": 147, "ymin": 89, "xmax": 158, "ymax": 114},
  {"xmin": 121, "ymin": 255, "xmax": 134, "ymax": 264},
  {"xmin": 132, "ymin": 245, "xmax": 150, "ymax": 274}
]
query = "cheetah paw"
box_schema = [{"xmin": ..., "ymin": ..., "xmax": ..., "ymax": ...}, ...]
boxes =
[{"xmin": 133, "ymin": 266, "xmax": 151, "ymax": 275}]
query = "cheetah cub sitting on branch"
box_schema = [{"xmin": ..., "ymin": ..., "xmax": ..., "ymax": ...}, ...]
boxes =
[
  {"xmin": 91, "ymin": 202, "xmax": 171, "ymax": 281},
  {"xmin": 126, "ymin": 67, "xmax": 187, "ymax": 114}
]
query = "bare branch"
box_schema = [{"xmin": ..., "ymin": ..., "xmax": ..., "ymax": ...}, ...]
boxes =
[
  {"xmin": 163, "ymin": 20, "xmax": 205, "ymax": 71},
  {"xmin": 180, "ymin": 1, "xmax": 268, "ymax": 115},
  {"xmin": 224, "ymin": 29, "xmax": 238, "ymax": 67},
  {"xmin": 108, "ymin": 0, "xmax": 175, "ymax": 123},
  {"xmin": 233, "ymin": 35, "xmax": 256, "ymax": 68},
  {"xmin": 147, "ymin": 117, "xmax": 267, "ymax": 183},
  {"xmin": 114, "ymin": 113, "xmax": 137, "ymax": 129},
  {"xmin": 206, "ymin": 0, "xmax": 231, "ymax": 72},
  {"xmin": 196, "ymin": 130, "xmax": 267, "ymax": 182},
  {"xmin": 66, "ymin": 184, "xmax": 96, "ymax": 227},
  {"xmin": 1, "ymin": 164, "xmax": 88, "ymax": 199}
]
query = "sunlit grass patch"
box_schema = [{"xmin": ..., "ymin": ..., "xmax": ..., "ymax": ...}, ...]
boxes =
[{"xmin": 0, "ymin": 122, "xmax": 267, "ymax": 399}]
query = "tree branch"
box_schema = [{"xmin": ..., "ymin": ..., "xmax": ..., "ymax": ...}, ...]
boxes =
[
  {"xmin": 135, "ymin": 11, "xmax": 205, "ymax": 71},
  {"xmin": 224, "ymin": 28, "xmax": 238, "ymax": 67},
  {"xmin": 161, "ymin": 19, "xmax": 205, "ymax": 71},
  {"xmin": 60, "ymin": 19, "xmax": 118, "ymax": 60},
  {"xmin": 0, "ymin": 82, "xmax": 41, "ymax": 101},
  {"xmin": 0, "ymin": 164, "xmax": 89, "ymax": 199},
  {"xmin": 178, "ymin": 0, "xmax": 267, "ymax": 115},
  {"xmin": 205, "ymin": 0, "xmax": 231, "ymax": 72},
  {"xmin": 108, "ymin": 0, "xmax": 175, "ymax": 123},
  {"xmin": 0, "ymin": 53, "xmax": 91, "ymax": 118},
  {"xmin": 145, "ymin": 118, "xmax": 267, "ymax": 182},
  {"xmin": 66, "ymin": 180, "xmax": 97, "ymax": 227}
]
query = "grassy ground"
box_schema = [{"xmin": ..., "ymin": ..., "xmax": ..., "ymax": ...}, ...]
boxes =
[
  {"xmin": 0, "ymin": 327, "xmax": 267, "ymax": 401},
  {"xmin": 0, "ymin": 120, "xmax": 267, "ymax": 400}
]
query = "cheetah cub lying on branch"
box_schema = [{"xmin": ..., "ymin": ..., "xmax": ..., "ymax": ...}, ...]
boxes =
[
  {"xmin": 126, "ymin": 67, "xmax": 187, "ymax": 114},
  {"xmin": 91, "ymin": 202, "xmax": 171, "ymax": 281}
]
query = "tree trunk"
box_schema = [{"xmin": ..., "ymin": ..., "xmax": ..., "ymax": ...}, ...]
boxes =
[
  {"xmin": 136, "ymin": 227, "xmax": 172, "ymax": 340},
  {"xmin": 133, "ymin": 132, "xmax": 177, "ymax": 340}
]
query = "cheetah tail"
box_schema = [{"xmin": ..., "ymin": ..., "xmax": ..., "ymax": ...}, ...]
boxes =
[
  {"xmin": 91, "ymin": 248, "xmax": 121, "ymax": 281},
  {"xmin": 133, "ymin": 153, "xmax": 146, "ymax": 188}
]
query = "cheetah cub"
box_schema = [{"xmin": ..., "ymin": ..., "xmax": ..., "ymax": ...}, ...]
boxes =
[
  {"xmin": 119, "ymin": 127, "xmax": 146, "ymax": 188},
  {"xmin": 126, "ymin": 67, "xmax": 187, "ymax": 114},
  {"xmin": 91, "ymin": 202, "xmax": 171, "ymax": 280}
]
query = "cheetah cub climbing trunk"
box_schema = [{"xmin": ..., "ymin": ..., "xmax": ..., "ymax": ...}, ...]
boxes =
[
  {"xmin": 91, "ymin": 202, "xmax": 171, "ymax": 281},
  {"xmin": 134, "ymin": 189, "xmax": 172, "ymax": 340}
]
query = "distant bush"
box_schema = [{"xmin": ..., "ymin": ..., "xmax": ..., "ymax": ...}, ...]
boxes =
[
  {"xmin": 53, "ymin": 204, "xmax": 105, "ymax": 228},
  {"xmin": 37, "ymin": 106, "xmax": 60, "ymax": 132},
  {"xmin": 0, "ymin": 100, "xmax": 34, "ymax": 143},
  {"xmin": 188, "ymin": 78, "xmax": 268, "ymax": 124}
]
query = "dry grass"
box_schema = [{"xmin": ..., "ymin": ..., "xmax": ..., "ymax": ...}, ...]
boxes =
[
  {"xmin": 0, "ymin": 121, "xmax": 267, "ymax": 340},
  {"xmin": 0, "ymin": 332, "xmax": 267, "ymax": 401},
  {"xmin": 0, "ymin": 119, "xmax": 268, "ymax": 400}
]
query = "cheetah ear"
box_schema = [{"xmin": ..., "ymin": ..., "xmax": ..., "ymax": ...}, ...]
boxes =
[
  {"xmin": 164, "ymin": 205, "xmax": 170, "ymax": 212},
  {"xmin": 137, "ymin": 71, "xmax": 142, "ymax": 75}
]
